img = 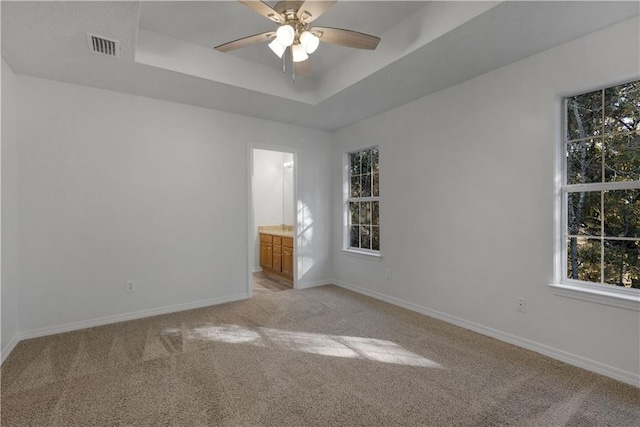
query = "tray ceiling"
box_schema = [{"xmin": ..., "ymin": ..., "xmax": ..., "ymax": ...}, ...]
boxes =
[{"xmin": 2, "ymin": 1, "xmax": 638, "ymax": 130}]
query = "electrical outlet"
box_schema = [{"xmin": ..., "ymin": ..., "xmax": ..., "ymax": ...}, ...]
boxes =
[
  {"xmin": 517, "ymin": 297, "xmax": 526, "ymax": 313},
  {"xmin": 385, "ymin": 269, "xmax": 392, "ymax": 280},
  {"xmin": 126, "ymin": 280, "xmax": 136, "ymax": 293}
]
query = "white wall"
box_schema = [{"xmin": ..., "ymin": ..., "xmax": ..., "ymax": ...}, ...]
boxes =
[
  {"xmin": 15, "ymin": 76, "xmax": 332, "ymax": 334},
  {"xmin": 253, "ymin": 149, "xmax": 294, "ymax": 228},
  {"xmin": 283, "ymin": 154, "xmax": 294, "ymax": 225},
  {"xmin": 332, "ymin": 17, "xmax": 640, "ymax": 384},
  {"xmin": 1, "ymin": 58, "xmax": 20, "ymax": 357},
  {"xmin": 252, "ymin": 149, "xmax": 294, "ymax": 270}
]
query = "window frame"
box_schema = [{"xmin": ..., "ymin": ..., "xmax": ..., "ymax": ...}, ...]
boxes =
[
  {"xmin": 343, "ymin": 146, "xmax": 382, "ymax": 260},
  {"xmin": 551, "ymin": 80, "xmax": 640, "ymax": 311}
]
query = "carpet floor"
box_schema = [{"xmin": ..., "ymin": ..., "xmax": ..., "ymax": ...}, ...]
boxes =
[{"xmin": 1, "ymin": 285, "xmax": 638, "ymax": 426}]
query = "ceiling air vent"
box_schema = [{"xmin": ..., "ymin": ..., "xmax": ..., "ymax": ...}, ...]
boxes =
[{"xmin": 87, "ymin": 33, "xmax": 120, "ymax": 58}]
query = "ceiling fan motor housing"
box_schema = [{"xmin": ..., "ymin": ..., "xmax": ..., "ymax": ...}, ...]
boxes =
[
  {"xmin": 272, "ymin": 0, "xmax": 315, "ymax": 51},
  {"xmin": 275, "ymin": 1, "xmax": 311, "ymax": 40},
  {"xmin": 274, "ymin": 1, "xmax": 305, "ymax": 17}
]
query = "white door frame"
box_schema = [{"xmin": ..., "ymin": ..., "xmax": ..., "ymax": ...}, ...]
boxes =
[{"xmin": 247, "ymin": 142, "xmax": 298, "ymax": 297}]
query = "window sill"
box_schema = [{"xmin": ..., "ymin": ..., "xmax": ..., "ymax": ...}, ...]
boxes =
[
  {"xmin": 548, "ymin": 282, "xmax": 640, "ymax": 311},
  {"xmin": 341, "ymin": 248, "xmax": 383, "ymax": 262}
]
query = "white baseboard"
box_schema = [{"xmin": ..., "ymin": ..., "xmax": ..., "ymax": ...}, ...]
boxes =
[
  {"xmin": 296, "ymin": 280, "xmax": 330, "ymax": 290},
  {"xmin": 1, "ymin": 333, "xmax": 21, "ymax": 365},
  {"xmin": 15, "ymin": 293, "xmax": 249, "ymax": 343},
  {"xmin": 253, "ymin": 267, "xmax": 263, "ymax": 273},
  {"xmin": 334, "ymin": 280, "xmax": 639, "ymax": 387}
]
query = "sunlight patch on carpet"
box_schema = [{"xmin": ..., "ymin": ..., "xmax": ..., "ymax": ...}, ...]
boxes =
[
  {"xmin": 187, "ymin": 325, "xmax": 442, "ymax": 368},
  {"xmin": 189, "ymin": 324, "xmax": 265, "ymax": 345}
]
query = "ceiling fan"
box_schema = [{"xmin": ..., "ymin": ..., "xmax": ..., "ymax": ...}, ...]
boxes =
[{"xmin": 214, "ymin": 1, "xmax": 381, "ymax": 79}]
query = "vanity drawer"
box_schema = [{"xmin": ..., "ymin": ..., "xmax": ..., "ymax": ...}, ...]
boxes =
[
  {"xmin": 282, "ymin": 237, "xmax": 293, "ymax": 248},
  {"xmin": 273, "ymin": 244, "xmax": 282, "ymax": 254},
  {"xmin": 273, "ymin": 236, "xmax": 282, "ymax": 245},
  {"xmin": 260, "ymin": 234, "xmax": 272, "ymax": 243}
]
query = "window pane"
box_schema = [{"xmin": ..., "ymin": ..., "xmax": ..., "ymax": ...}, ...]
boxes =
[
  {"xmin": 567, "ymin": 237, "xmax": 601, "ymax": 282},
  {"xmin": 350, "ymin": 226, "xmax": 360, "ymax": 248},
  {"xmin": 604, "ymin": 132, "xmax": 640, "ymax": 182},
  {"xmin": 372, "ymin": 226, "xmax": 380, "ymax": 251},
  {"xmin": 566, "ymin": 139, "xmax": 602, "ymax": 184},
  {"xmin": 360, "ymin": 201, "xmax": 371, "ymax": 225},
  {"xmin": 361, "ymin": 149, "xmax": 371, "ymax": 174},
  {"xmin": 360, "ymin": 225, "xmax": 371, "ymax": 249},
  {"xmin": 563, "ymin": 82, "xmax": 639, "ymax": 288},
  {"xmin": 373, "ymin": 172, "xmax": 379, "ymax": 197},
  {"xmin": 604, "ymin": 240, "xmax": 640, "ymax": 288},
  {"xmin": 350, "ymin": 176, "xmax": 361, "ymax": 198},
  {"xmin": 350, "ymin": 152, "xmax": 361, "ymax": 175},
  {"xmin": 346, "ymin": 147, "xmax": 380, "ymax": 252},
  {"xmin": 372, "ymin": 147, "xmax": 379, "ymax": 173},
  {"xmin": 361, "ymin": 173, "xmax": 372, "ymax": 197},
  {"xmin": 372, "ymin": 201, "xmax": 379, "ymax": 226},
  {"xmin": 349, "ymin": 202, "xmax": 359, "ymax": 226},
  {"xmin": 605, "ymin": 81, "xmax": 640, "ymax": 134},
  {"xmin": 603, "ymin": 189, "xmax": 640, "ymax": 238},
  {"xmin": 567, "ymin": 191, "xmax": 601, "ymax": 236},
  {"xmin": 567, "ymin": 90, "xmax": 603, "ymax": 140}
]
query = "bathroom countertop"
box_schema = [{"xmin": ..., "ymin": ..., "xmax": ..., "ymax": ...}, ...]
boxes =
[{"xmin": 258, "ymin": 225, "xmax": 294, "ymax": 238}]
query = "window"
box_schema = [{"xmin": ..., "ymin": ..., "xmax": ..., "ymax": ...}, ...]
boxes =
[
  {"xmin": 347, "ymin": 147, "xmax": 380, "ymax": 253},
  {"xmin": 561, "ymin": 80, "xmax": 639, "ymax": 292}
]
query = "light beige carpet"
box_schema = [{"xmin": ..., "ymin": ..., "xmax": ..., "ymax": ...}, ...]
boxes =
[{"xmin": 1, "ymin": 285, "xmax": 638, "ymax": 426}]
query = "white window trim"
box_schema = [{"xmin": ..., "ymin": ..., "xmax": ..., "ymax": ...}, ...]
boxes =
[
  {"xmin": 341, "ymin": 248, "xmax": 383, "ymax": 261},
  {"xmin": 342, "ymin": 147, "xmax": 382, "ymax": 259},
  {"xmin": 551, "ymin": 85, "xmax": 640, "ymax": 312},
  {"xmin": 548, "ymin": 282, "xmax": 639, "ymax": 311}
]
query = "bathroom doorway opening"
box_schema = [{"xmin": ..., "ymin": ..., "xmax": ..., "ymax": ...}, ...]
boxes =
[{"xmin": 248, "ymin": 146, "xmax": 296, "ymax": 296}]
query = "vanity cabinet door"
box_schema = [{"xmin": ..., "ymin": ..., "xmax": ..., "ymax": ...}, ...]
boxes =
[
  {"xmin": 273, "ymin": 252, "xmax": 282, "ymax": 272},
  {"xmin": 282, "ymin": 247, "xmax": 293, "ymax": 276},
  {"xmin": 260, "ymin": 241, "xmax": 272, "ymax": 269}
]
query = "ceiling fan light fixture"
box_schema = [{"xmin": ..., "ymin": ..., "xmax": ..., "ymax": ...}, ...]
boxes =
[
  {"xmin": 300, "ymin": 31, "xmax": 319, "ymax": 54},
  {"xmin": 214, "ymin": 1, "xmax": 381, "ymax": 81},
  {"xmin": 276, "ymin": 24, "xmax": 295, "ymax": 47},
  {"xmin": 292, "ymin": 43, "xmax": 308, "ymax": 63},
  {"xmin": 268, "ymin": 39, "xmax": 286, "ymax": 58}
]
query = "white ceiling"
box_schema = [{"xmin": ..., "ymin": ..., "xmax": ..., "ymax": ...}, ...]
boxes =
[{"xmin": 2, "ymin": 1, "xmax": 639, "ymax": 130}]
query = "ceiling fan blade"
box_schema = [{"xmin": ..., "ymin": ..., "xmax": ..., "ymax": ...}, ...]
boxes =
[
  {"xmin": 214, "ymin": 31, "xmax": 276, "ymax": 53},
  {"xmin": 238, "ymin": 0, "xmax": 284, "ymax": 23},
  {"xmin": 311, "ymin": 27, "xmax": 381, "ymax": 50},
  {"xmin": 296, "ymin": 1, "xmax": 336, "ymax": 24},
  {"xmin": 294, "ymin": 58, "xmax": 311, "ymax": 77}
]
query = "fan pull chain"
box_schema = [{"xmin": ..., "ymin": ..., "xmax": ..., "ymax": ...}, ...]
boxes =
[{"xmin": 290, "ymin": 47, "xmax": 295, "ymax": 82}]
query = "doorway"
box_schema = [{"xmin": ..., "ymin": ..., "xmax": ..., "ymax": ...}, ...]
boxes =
[{"xmin": 248, "ymin": 147, "xmax": 296, "ymax": 296}]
